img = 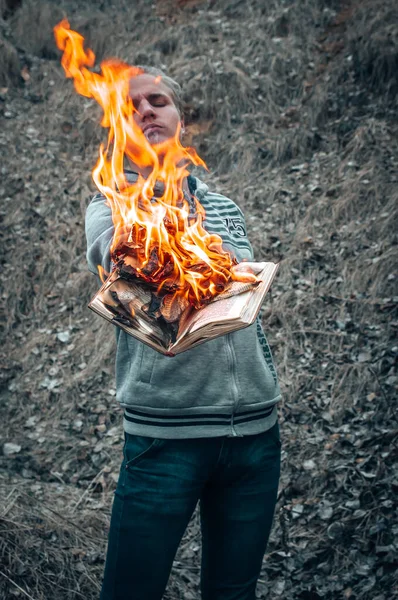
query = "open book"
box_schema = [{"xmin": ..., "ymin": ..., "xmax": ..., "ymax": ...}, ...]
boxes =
[{"xmin": 88, "ymin": 261, "xmax": 279, "ymax": 356}]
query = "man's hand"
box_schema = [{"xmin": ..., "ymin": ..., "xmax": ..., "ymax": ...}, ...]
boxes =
[{"xmin": 230, "ymin": 262, "xmax": 260, "ymax": 283}]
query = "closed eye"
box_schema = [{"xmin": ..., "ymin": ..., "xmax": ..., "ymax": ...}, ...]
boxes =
[
  {"xmin": 149, "ymin": 94, "xmax": 168, "ymax": 106},
  {"xmin": 131, "ymin": 93, "xmax": 169, "ymax": 110}
]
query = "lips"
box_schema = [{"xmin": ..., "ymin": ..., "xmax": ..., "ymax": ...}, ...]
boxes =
[{"xmin": 143, "ymin": 124, "xmax": 162, "ymax": 135}]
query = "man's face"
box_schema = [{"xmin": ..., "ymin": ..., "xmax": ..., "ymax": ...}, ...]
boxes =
[{"xmin": 129, "ymin": 74, "xmax": 182, "ymax": 144}]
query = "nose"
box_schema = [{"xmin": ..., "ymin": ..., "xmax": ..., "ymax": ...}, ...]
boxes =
[{"xmin": 139, "ymin": 98, "xmax": 155, "ymax": 120}]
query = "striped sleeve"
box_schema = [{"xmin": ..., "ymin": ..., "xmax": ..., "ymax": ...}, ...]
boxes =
[{"xmin": 200, "ymin": 192, "xmax": 254, "ymax": 258}]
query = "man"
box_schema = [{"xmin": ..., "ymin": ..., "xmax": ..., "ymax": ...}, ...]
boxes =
[{"xmin": 86, "ymin": 67, "xmax": 282, "ymax": 600}]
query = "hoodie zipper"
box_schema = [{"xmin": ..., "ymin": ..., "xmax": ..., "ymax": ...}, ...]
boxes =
[{"xmin": 225, "ymin": 334, "xmax": 243, "ymax": 437}]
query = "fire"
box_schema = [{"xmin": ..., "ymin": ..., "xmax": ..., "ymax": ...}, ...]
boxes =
[{"xmin": 54, "ymin": 19, "xmax": 255, "ymax": 318}]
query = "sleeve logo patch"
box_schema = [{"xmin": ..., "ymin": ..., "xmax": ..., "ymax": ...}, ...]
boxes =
[{"xmin": 222, "ymin": 217, "xmax": 246, "ymax": 237}]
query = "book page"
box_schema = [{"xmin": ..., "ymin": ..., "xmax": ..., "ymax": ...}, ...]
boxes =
[
  {"xmin": 241, "ymin": 263, "xmax": 279, "ymax": 323},
  {"xmin": 88, "ymin": 272, "xmax": 171, "ymax": 352},
  {"xmin": 175, "ymin": 281, "xmax": 257, "ymax": 342},
  {"xmin": 89, "ymin": 295, "xmax": 169, "ymax": 353},
  {"xmin": 186, "ymin": 291, "xmax": 250, "ymax": 334},
  {"xmin": 173, "ymin": 320, "xmax": 245, "ymax": 354},
  {"xmin": 175, "ymin": 261, "xmax": 279, "ymax": 342},
  {"xmin": 212, "ymin": 280, "xmax": 259, "ymax": 302}
]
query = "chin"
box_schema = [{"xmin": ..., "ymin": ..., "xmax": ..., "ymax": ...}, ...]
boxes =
[
  {"xmin": 150, "ymin": 134, "xmax": 178, "ymax": 148},
  {"xmin": 145, "ymin": 132, "xmax": 165, "ymax": 145}
]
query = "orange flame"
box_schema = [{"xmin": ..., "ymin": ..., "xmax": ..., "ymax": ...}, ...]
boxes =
[
  {"xmin": 54, "ymin": 19, "xmax": 252, "ymax": 312},
  {"xmin": 97, "ymin": 265, "xmax": 108, "ymax": 284}
]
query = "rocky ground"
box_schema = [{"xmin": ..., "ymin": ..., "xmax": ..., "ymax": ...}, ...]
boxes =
[{"xmin": 0, "ymin": 0, "xmax": 397, "ymax": 598}]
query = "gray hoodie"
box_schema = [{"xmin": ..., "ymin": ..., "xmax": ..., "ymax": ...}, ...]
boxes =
[{"xmin": 85, "ymin": 175, "xmax": 281, "ymax": 438}]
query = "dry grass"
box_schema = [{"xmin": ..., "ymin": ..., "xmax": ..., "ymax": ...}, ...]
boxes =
[
  {"xmin": 0, "ymin": 0, "xmax": 21, "ymax": 21},
  {"xmin": 0, "ymin": 36, "xmax": 20, "ymax": 86},
  {"xmin": 0, "ymin": 0, "xmax": 397, "ymax": 598},
  {"xmin": 0, "ymin": 484, "xmax": 108, "ymax": 600},
  {"xmin": 11, "ymin": 0, "xmax": 63, "ymax": 59},
  {"xmin": 350, "ymin": 0, "xmax": 398, "ymax": 100}
]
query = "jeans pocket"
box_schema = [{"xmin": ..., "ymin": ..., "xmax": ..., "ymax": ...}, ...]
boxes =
[{"xmin": 124, "ymin": 433, "xmax": 165, "ymax": 470}]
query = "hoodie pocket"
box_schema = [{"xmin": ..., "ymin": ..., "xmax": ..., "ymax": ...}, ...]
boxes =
[{"xmin": 136, "ymin": 342, "xmax": 158, "ymax": 384}]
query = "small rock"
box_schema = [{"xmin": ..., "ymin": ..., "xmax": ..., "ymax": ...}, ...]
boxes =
[
  {"xmin": 357, "ymin": 351, "xmax": 371, "ymax": 363},
  {"xmin": 25, "ymin": 416, "xmax": 37, "ymax": 428},
  {"xmin": 291, "ymin": 503, "xmax": 304, "ymax": 518},
  {"xmin": 57, "ymin": 331, "xmax": 71, "ymax": 343},
  {"xmin": 3, "ymin": 442, "xmax": 22, "ymax": 456},
  {"xmin": 40, "ymin": 377, "xmax": 62, "ymax": 390},
  {"xmin": 318, "ymin": 501, "xmax": 334, "ymax": 520},
  {"xmin": 303, "ymin": 459, "xmax": 316, "ymax": 470},
  {"xmin": 105, "ymin": 426, "xmax": 120, "ymax": 438},
  {"xmin": 273, "ymin": 579, "xmax": 286, "ymax": 595},
  {"xmin": 22, "ymin": 468, "xmax": 34, "ymax": 479},
  {"xmin": 290, "ymin": 163, "xmax": 306, "ymax": 172}
]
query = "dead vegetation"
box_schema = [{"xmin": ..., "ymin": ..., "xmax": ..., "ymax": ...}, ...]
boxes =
[
  {"xmin": 0, "ymin": 36, "xmax": 20, "ymax": 86},
  {"xmin": 0, "ymin": 0, "xmax": 397, "ymax": 599},
  {"xmin": 0, "ymin": 484, "xmax": 106, "ymax": 599},
  {"xmin": 350, "ymin": 0, "xmax": 398, "ymax": 100},
  {"xmin": 10, "ymin": 1, "xmax": 63, "ymax": 59}
]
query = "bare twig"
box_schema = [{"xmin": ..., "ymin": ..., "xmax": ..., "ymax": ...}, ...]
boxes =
[
  {"xmin": 291, "ymin": 329, "xmax": 345, "ymax": 336},
  {"xmin": 72, "ymin": 468, "xmax": 105, "ymax": 512}
]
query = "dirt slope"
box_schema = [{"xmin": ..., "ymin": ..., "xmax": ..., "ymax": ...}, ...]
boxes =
[{"xmin": 0, "ymin": 0, "xmax": 397, "ymax": 598}]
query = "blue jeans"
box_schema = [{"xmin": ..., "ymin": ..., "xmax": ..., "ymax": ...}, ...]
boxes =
[{"xmin": 100, "ymin": 421, "xmax": 281, "ymax": 600}]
